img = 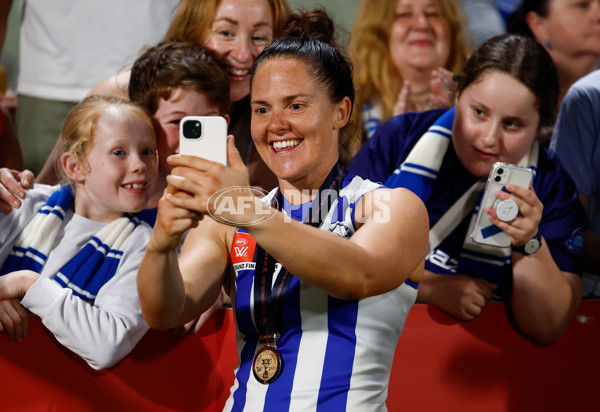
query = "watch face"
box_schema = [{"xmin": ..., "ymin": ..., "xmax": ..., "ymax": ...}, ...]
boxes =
[{"xmin": 524, "ymin": 237, "xmax": 540, "ymax": 254}]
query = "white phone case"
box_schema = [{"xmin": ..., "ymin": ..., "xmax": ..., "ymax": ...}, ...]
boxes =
[
  {"xmin": 179, "ymin": 116, "xmax": 228, "ymax": 165},
  {"xmin": 471, "ymin": 162, "xmax": 534, "ymax": 248}
]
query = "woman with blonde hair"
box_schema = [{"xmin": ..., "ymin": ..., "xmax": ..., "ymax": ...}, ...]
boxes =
[{"xmin": 350, "ymin": 0, "xmax": 471, "ymax": 138}]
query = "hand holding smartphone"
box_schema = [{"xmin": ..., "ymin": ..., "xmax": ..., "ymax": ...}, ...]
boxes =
[
  {"xmin": 179, "ymin": 116, "xmax": 228, "ymax": 166},
  {"xmin": 471, "ymin": 162, "xmax": 535, "ymax": 248}
]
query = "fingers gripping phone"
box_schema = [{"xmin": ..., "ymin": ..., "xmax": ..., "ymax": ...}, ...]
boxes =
[
  {"xmin": 471, "ymin": 162, "xmax": 535, "ymax": 248},
  {"xmin": 179, "ymin": 116, "xmax": 228, "ymax": 166}
]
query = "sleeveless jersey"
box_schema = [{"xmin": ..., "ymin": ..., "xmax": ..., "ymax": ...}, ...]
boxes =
[{"xmin": 224, "ymin": 173, "xmax": 418, "ymax": 412}]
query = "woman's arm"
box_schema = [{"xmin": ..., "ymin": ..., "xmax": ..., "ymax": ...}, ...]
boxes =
[
  {"xmin": 0, "ymin": 105, "xmax": 23, "ymax": 171},
  {"xmin": 164, "ymin": 140, "xmax": 430, "ymax": 300},
  {"xmin": 139, "ymin": 217, "xmax": 232, "ymax": 331},
  {"xmin": 137, "ymin": 166, "xmax": 235, "ymax": 331},
  {"xmin": 242, "ymin": 188, "xmax": 429, "ymax": 299},
  {"xmin": 0, "ymin": 103, "xmax": 33, "ymax": 213}
]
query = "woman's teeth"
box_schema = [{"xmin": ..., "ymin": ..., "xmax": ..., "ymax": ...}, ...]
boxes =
[
  {"xmin": 229, "ymin": 68, "xmax": 249, "ymax": 76},
  {"xmin": 273, "ymin": 140, "xmax": 300, "ymax": 150}
]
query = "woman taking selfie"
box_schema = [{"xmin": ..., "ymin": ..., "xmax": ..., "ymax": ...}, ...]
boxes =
[{"xmin": 138, "ymin": 10, "xmax": 428, "ymax": 410}]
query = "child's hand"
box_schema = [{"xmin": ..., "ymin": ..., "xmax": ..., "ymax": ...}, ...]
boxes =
[
  {"xmin": 0, "ymin": 299, "xmax": 29, "ymax": 341},
  {"xmin": 487, "ymin": 184, "xmax": 543, "ymax": 247},
  {"xmin": 0, "ymin": 270, "xmax": 39, "ymax": 300},
  {"xmin": 429, "ymin": 273, "xmax": 497, "ymax": 320}
]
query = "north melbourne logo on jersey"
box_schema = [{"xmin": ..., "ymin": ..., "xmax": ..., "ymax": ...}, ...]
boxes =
[{"xmin": 427, "ymin": 249, "xmax": 458, "ymax": 273}]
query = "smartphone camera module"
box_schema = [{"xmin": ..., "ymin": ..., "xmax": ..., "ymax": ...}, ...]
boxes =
[
  {"xmin": 494, "ymin": 168, "xmax": 508, "ymax": 184},
  {"xmin": 182, "ymin": 119, "xmax": 203, "ymax": 139}
]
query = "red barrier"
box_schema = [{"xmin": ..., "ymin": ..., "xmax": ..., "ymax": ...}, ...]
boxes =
[{"xmin": 1, "ymin": 302, "xmax": 598, "ymax": 411}]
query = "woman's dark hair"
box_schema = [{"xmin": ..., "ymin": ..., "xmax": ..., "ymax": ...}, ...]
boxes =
[
  {"xmin": 249, "ymin": 9, "xmax": 358, "ymax": 163},
  {"xmin": 454, "ymin": 33, "xmax": 559, "ymax": 129},
  {"xmin": 506, "ymin": 0, "xmax": 550, "ymax": 38},
  {"xmin": 129, "ymin": 40, "xmax": 230, "ymax": 115}
]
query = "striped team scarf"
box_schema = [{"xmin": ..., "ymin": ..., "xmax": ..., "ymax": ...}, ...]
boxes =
[
  {"xmin": 384, "ymin": 108, "xmax": 538, "ymax": 287},
  {"xmin": 361, "ymin": 100, "xmax": 384, "ymax": 139},
  {"xmin": 0, "ymin": 185, "xmax": 140, "ymax": 304}
]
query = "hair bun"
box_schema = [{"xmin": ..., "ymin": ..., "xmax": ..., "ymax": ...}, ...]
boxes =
[{"xmin": 282, "ymin": 9, "xmax": 336, "ymax": 46}]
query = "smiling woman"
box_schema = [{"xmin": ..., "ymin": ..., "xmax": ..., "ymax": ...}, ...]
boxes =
[
  {"xmin": 350, "ymin": 0, "xmax": 471, "ymax": 138},
  {"xmin": 164, "ymin": 0, "xmax": 292, "ymax": 190},
  {"xmin": 249, "ymin": 57, "xmax": 343, "ymax": 188},
  {"xmin": 349, "ymin": 33, "xmax": 588, "ymax": 347},
  {"xmin": 137, "ymin": 9, "xmax": 429, "ymax": 410}
]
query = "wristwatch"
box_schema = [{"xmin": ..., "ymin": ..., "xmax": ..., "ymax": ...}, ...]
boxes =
[{"xmin": 511, "ymin": 231, "xmax": 541, "ymax": 255}]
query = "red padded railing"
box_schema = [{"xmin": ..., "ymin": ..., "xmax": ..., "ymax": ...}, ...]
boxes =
[{"xmin": 1, "ymin": 302, "xmax": 598, "ymax": 411}]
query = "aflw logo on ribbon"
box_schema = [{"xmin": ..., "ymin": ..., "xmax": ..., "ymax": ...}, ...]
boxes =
[
  {"xmin": 231, "ymin": 232, "xmax": 256, "ymax": 264},
  {"xmin": 234, "ymin": 246, "xmax": 249, "ymax": 258}
]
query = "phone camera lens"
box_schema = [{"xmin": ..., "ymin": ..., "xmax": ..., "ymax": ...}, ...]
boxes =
[
  {"xmin": 494, "ymin": 175, "xmax": 502, "ymax": 182},
  {"xmin": 183, "ymin": 120, "xmax": 202, "ymax": 139},
  {"xmin": 497, "ymin": 168, "xmax": 504, "ymax": 174}
]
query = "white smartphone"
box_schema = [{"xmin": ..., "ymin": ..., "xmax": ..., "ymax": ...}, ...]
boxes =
[
  {"xmin": 179, "ymin": 116, "xmax": 228, "ymax": 165},
  {"xmin": 471, "ymin": 162, "xmax": 535, "ymax": 248}
]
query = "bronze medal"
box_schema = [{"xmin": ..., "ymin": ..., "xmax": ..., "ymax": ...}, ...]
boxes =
[{"xmin": 253, "ymin": 345, "xmax": 283, "ymax": 384}]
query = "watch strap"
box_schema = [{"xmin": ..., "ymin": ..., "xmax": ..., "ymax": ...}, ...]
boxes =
[{"xmin": 511, "ymin": 230, "xmax": 541, "ymax": 255}]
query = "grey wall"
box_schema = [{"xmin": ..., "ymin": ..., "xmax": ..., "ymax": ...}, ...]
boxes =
[{"xmin": 0, "ymin": 1, "xmax": 362, "ymax": 89}]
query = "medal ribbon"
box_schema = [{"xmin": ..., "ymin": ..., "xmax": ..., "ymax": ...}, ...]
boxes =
[{"xmin": 253, "ymin": 161, "xmax": 347, "ymax": 342}]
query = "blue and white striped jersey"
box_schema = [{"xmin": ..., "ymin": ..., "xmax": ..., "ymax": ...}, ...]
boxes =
[{"xmin": 225, "ymin": 173, "xmax": 417, "ymax": 411}]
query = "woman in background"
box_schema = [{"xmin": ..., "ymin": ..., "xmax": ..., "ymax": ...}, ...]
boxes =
[
  {"xmin": 350, "ymin": 0, "xmax": 471, "ymax": 138},
  {"xmin": 507, "ymin": 0, "xmax": 600, "ymax": 105},
  {"xmin": 164, "ymin": 0, "xmax": 291, "ymax": 190}
]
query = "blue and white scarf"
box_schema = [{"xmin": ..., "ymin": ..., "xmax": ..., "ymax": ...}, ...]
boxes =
[
  {"xmin": 361, "ymin": 100, "xmax": 384, "ymax": 139},
  {"xmin": 0, "ymin": 185, "xmax": 140, "ymax": 304},
  {"xmin": 385, "ymin": 108, "xmax": 539, "ymax": 281}
]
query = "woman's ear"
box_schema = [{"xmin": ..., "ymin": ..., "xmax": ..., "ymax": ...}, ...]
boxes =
[
  {"xmin": 525, "ymin": 11, "xmax": 550, "ymax": 45},
  {"xmin": 61, "ymin": 152, "xmax": 87, "ymax": 183},
  {"xmin": 333, "ymin": 96, "xmax": 352, "ymax": 130}
]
